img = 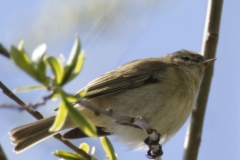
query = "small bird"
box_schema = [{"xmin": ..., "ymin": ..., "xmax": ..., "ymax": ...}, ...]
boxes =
[{"xmin": 9, "ymin": 50, "xmax": 215, "ymax": 153}]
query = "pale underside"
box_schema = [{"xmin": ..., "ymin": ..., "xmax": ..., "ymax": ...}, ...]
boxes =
[{"xmin": 73, "ymin": 65, "xmax": 201, "ymax": 150}]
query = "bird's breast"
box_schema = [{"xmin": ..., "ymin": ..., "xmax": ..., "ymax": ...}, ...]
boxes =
[{"xmin": 85, "ymin": 74, "xmax": 200, "ymax": 148}]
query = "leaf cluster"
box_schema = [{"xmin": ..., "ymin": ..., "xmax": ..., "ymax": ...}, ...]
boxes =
[{"xmin": 4, "ymin": 36, "xmax": 117, "ymax": 160}]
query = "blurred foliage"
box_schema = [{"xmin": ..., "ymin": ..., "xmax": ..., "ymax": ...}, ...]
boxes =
[
  {"xmin": 2, "ymin": 36, "xmax": 117, "ymax": 159},
  {"xmin": 53, "ymin": 138, "xmax": 117, "ymax": 160},
  {"xmin": 9, "ymin": 36, "xmax": 97, "ymax": 137},
  {"xmin": 101, "ymin": 137, "xmax": 117, "ymax": 160}
]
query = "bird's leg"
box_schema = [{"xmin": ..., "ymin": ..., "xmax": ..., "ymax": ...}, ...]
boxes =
[
  {"xmin": 78, "ymin": 100, "xmax": 163, "ymax": 159},
  {"xmin": 116, "ymin": 117, "xmax": 163, "ymax": 159},
  {"xmin": 133, "ymin": 117, "xmax": 163, "ymax": 159},
  {"xmin": 144, "ymin": 130, "xmax": 163, "ymax": 159}
]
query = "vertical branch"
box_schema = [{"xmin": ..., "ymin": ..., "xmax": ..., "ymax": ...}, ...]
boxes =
[
  {"xmin": 0, "ymin": 144, "xmax": 7, "ymax": 160},
  {"xmin": 183, "ymin": 0, "xmax": 223, "ymax": 160}
]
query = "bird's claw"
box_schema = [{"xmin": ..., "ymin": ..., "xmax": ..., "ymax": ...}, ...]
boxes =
[
  {"xmin": 146, "ymin": 145, "xmax": 163, "ymax": 159},
  {"xmin": 143, "ymin": 131, "xmax": 160, "ymax": 145},
  {"xmin": 144, "ymin": 130, "xmax": 163, "ymax": 159}
]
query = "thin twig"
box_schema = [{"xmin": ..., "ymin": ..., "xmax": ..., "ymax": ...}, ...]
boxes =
[
  {"xmin": 0, "ymin": 103, "xmax": 24, "ymax": 111},
  {"xmin": 0, "ymin": 81, "xmax": 43, "ymax": 119},
  {"xmin": 0, "ymin": 43, "xmax": 10, "ymax": 58},
  {"xmin": 0, "ymin": 144, "xmax": 7, "ymax": 160},
  {"xmin": 0, "ymin": 92, "xmax": 54, "ymax": 111},
  {"xmin": 183, "ymin": 0, "xmax": 223, "ymax": 160},
  {"xmin": 28, "ymin": 92, "xmax": 54, "ymax": 109},
  {"xmin": 0, "ymin": 81, "xmax": 91, "ymax": 160}
]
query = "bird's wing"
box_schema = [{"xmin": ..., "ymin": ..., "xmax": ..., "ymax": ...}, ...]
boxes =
[{"xmin": 77, "ymin": 58, "xmax": 167, "ymax": 99}]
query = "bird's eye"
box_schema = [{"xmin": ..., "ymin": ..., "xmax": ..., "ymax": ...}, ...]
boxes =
[{"xmin": 182, "ymin": 57, "xmax": 190, "ymax": 61}]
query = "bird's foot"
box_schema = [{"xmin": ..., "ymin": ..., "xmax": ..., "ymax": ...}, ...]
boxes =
[{"xmin": 144, "ymin": 130, "xmax": 163, "ymax": 159}]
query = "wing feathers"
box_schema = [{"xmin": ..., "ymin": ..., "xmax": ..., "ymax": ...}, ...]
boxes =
[{"xmin": 79, "ymin": 58, "xmax": 167, "ymax": 99}]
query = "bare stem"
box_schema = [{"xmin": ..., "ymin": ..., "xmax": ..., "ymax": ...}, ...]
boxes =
[
  {"xmin": 0, "ymin": 103, "xmax": 24, "ymax": 111},
  {"xmin": 28, "ymin": 92, "xmax": 54, "ymax": 109},
  {"xmin": 0, "ymin": 81, "xmax": 43, "ymax": 119},
  {"xmin": 0, "ymin": 43, "xmax": 10, "ymax": 58},
  {"xmin": 0, "ymin": 93, "xmax": 53, "ymax": 111},
  {"xmin": 183, "ymin": 0, "xmax": 223, "ymax": 160},
  {"xmin": 0, "ymin": 144, "xmax": 7, "ymax": 160}
]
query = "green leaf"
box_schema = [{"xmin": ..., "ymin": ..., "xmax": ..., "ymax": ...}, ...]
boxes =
[
  {"xmin": 64, "ymin": 94, "xmax": 80, "ymax": 102},
  {"xmin": 75, "ymin": 89, "xmax": 87, "ymax": 98},
  {"xmin": 101, "ymin": 137, "xmax": 117, "ymax": 160},
  {"xmin": 79, "ymin": 143, "xmax": 90, "ymax": 153},
  {"xmin": 61, "ymin": 36, "xmax": 81, "ymax": 85},
  {"xmin": 31, "ymin": 44, "xmax": 47, "ymax": 84},
  {"xmin": 18, "ymin": 40, "xmax": 26, "ymax": 53},
  {"xmin": 64, "ymin": 90, "xmax": 86, "ymax": 103},
  {"xmin": 62, "ymin": 96, "xmax": 97, "ymax": 137},
  {"xmin": 65, "ymin": 50, "xmax": 85, "ymax": 82},
  {"xmin": 51, "ymin": 93, "xmax": 60, "ymax": 101},
  {"xmin": 10, "ymin": 45, "xmax": 36, "ymax": 79},
  {"xmin": 52, "ymin": 150, "xmax": 86, "ymax": 160},
  {"xmin": 45, "ymin": 56, "xmax": 64, "ymax": 84},
  {"xmin": 14, "ymin": 84, "xmax": 45, "ymax": 92},
  {"xmin": 49, "ymin": 100, "xmax": 68, "ymax": 132},
  {"xmin": 32, "ymin": 44, "xmax": 46, "ymax": 62},
  {"xmin": 90, "ymin": 146, "xmax": 96, "ymax": 160}
]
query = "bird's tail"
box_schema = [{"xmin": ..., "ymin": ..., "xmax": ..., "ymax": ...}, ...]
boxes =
[
  {"xmin": 9, "ymin": 116, "xmax": 63, "ymax": 153},
  {"xmin": 9, "ymin": 114, "xmax": 111, "ymax": 153}
]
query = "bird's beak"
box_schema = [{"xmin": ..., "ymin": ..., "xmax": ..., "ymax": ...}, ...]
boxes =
[{"xmin": 201, "ymin": 58, "xmax": 216, "ymax": 67}]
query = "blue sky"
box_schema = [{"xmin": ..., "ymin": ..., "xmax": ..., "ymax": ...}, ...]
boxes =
[{"xmin": 0, "ymin": 0, "xmax": 240, "ymax": 160}]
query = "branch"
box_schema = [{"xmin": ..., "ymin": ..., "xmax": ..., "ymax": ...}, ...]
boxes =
[
  {"xmin": 0, "ymin": 81, "xmax": 91, "ymax": 160},
  {"xmin": 0, "ymin": 81, "xmax": 43, "ymax": 119},
  {"xmin": 183, "ymin": 0, "xmax": 223, "ymax": 160},
  {"xmin": 0, "ymin": 93, "xmax": 53, "ymax": 111},
  {"xmin": 0, "ymin": 103, "xmax": 24, "ymax": 111},
  {"xmin": 78, "ymin": 100, "xmax": 163, "ymax": 160},
  {"xmin": 28, "ymin": 92, "xmax": 54, "ymax": 109},
  {"xmin": 0, "ymin": 144, "xmax": 7, "ymax": 160},
  {"xmin": 0, "ymin": 43, "xmax": 10, "ymax": 58}
]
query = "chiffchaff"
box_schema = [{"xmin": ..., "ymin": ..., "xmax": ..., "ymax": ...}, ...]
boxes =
[{"xmin": 10, "ymin": 50, "xmax": 215, "ymax": 153}]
